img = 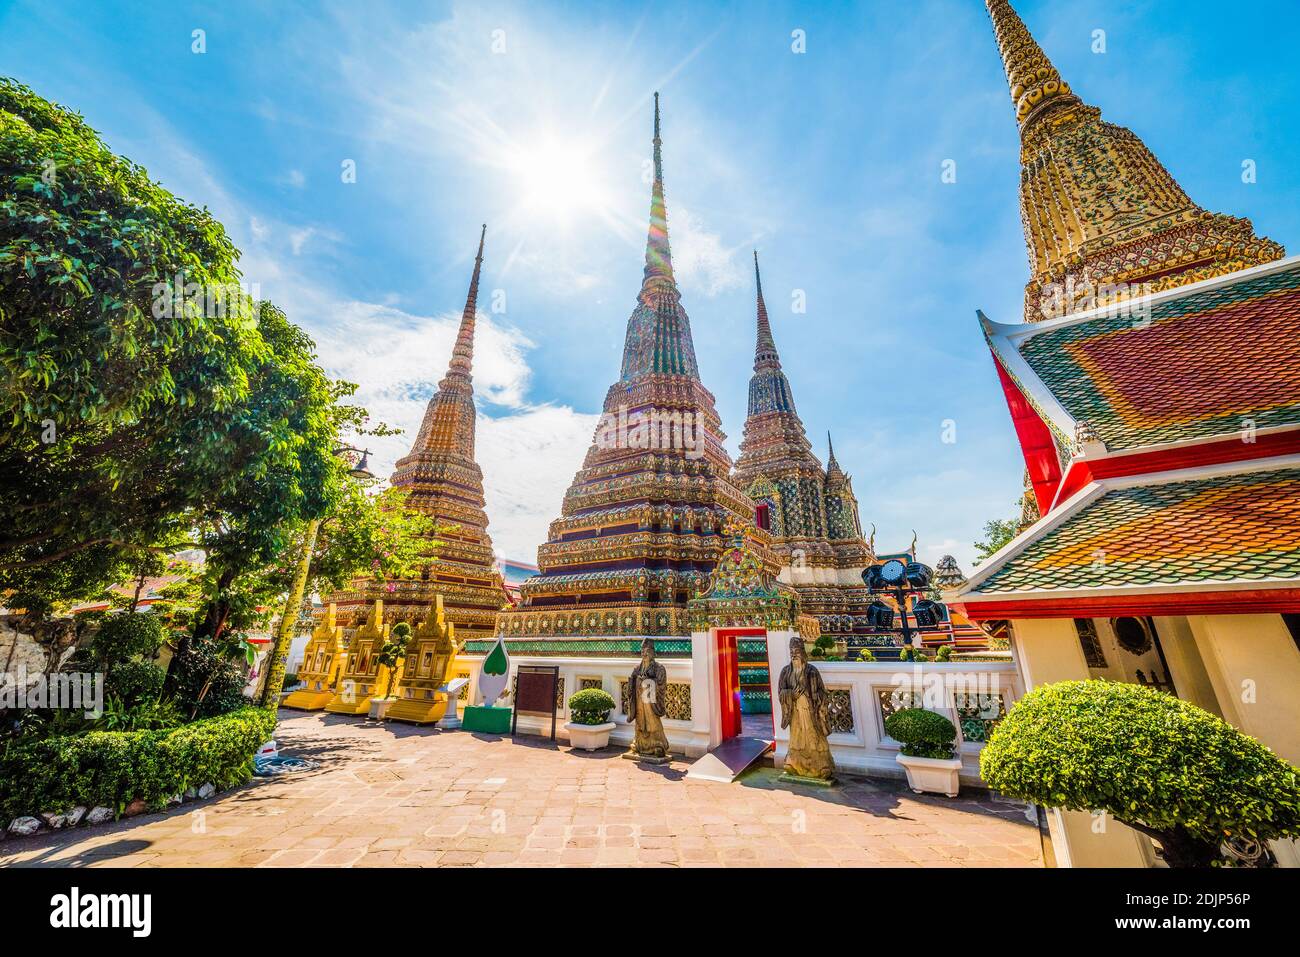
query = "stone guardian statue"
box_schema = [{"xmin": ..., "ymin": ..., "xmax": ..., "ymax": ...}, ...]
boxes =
[
  {"xmin": 624, "ymin": 637, "xmax": 671, "ymax": 764},
  {"xmin": 777, "ymin": 636, "xmax": 835, "ymax": 781}
]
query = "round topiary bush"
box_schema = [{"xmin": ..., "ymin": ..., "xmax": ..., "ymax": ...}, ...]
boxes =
[
  {"xmin": 980, "ymin": 680, "xmax": 1300, "ymax": 868},
  {"xmin": 568, "ymin": 688, "xmax": 616, "ymax": 726},
  {"xmin": 897, "ymin": 645, "xmax": 929, "ymax": 662},
  {"xmin": 91, "ymin": 613, "xmax": 165, "ymax": 665},
  {"xmin": 105, "ymin": 659, "xmax": 166, "ymax": 707},
  {"xmin": 885, "ymin": 707, "xmax": 957, "ymax": 759}
]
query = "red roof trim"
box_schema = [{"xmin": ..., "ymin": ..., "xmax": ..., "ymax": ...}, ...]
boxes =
[
  {"xmin": 992, "ymin": 353, "xmax": 1061, "ymax": 514},
  {"xmin": 1053, "ymin": 429, "xmax": 1300, "ymax": 508},
  {"xmin": 954, "ymin": 587, "xmax": 1300, "ymax": 620}
]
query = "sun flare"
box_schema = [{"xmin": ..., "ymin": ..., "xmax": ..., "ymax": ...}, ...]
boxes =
[{"xmin": 508, "ymin": 136, "xmax": 612, "ymax": 226}]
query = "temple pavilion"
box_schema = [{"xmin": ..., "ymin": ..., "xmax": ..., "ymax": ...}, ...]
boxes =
[
  {"xmin": 325, "ymin": 226, "xmax": 506, "ymax": 643},
  {"xmin": 951, "ymin": 0, "xmax": 1300, "ymax": 868},
  {"xmin": 733, "ymin": 253, "xmax": 878, "ymax": 644}
]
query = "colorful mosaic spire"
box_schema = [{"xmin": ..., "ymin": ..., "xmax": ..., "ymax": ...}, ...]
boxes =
[
  {"xmin": 747, "ymin": 251, "xmax": 796, "ymax": 415},
  {"xmin": 328, "ymin": 225, "xmax": 504, "ymax": 644},
  {"xmin": 620, "ymin": 93, "xmax": 699, "ymax": 381},
  {"xmin": 985, "ymin": 0, "xmax": 1283, "ymax": 322},
  {"xmin": 734, "ymin": 260, "xmax": 875, "ymax": 642},
  {"xmin": 497, "ymin": 96, "xmax": 766, "ymax": 641}
]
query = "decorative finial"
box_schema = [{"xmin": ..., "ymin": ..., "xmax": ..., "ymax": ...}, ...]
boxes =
[
  {"xmin": 985, "ymin": 0, "xmax": 1079, "ymax": 129},
  {"xmin": 445, "ymin": 224, "xmax": 485, "ymax": 382},
  {"xmin": 752, "ymin": 249, "xmax": 780, "ymax": 370},
  {"xmin": 642, "ymin": 93, "xmax": 673, "ymax": 284}
]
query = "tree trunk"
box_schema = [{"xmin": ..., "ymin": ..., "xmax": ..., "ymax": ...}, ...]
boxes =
[
  {"xmin": 1153, "ymin": 825, "xmax": 1221, "ymax": 868},
  {"xmin": 259, "ymin": 518, "xmax": 320, "ymax": 710}
]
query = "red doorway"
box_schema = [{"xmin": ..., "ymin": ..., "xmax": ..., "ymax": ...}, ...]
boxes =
[{"xmin": 716, "ymin": 627, "xmax": 768, "ymax": 740}]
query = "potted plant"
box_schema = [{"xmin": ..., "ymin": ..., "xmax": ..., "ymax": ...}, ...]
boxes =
[
  {"xmin": 368, "ymin": 622, "xmax": 412, "ymax": 720},
  {"xmin": 564, "ymin": 687, "xmax": 617, "ymax": 751},
  {"xmin": 885, "ymin": 707, "xmax": 962, "ymax": 797}
]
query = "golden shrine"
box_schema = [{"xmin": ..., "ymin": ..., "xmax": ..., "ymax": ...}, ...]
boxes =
[
  {"xmin": 494, "ymin": 95, "xmax": 778, "ymax": 643},
  {"xmin": 324, "ymin": 600, "xmax": 399, "ymax": 715},
  {"xmin": 282, "ymin": 602, "xmax": 347, "ymax": 711},
  {"xmin": 324, "ymin": 226, "xmax": 507, "ymax": 644},
  {"xmin": 385, "ymin": 594, "xmax": 464, "ymax": 724},
  {"xmin": 985, "ymin": 0, "xmax": 1283, "ymax": 323}
]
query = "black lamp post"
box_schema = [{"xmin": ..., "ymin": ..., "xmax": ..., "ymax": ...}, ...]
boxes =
[{"xmin": 861, "ymin": 559, "xmax": 944, "ymax": 649}]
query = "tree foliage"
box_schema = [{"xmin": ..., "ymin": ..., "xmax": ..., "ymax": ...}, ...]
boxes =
[
  {"xmin": 980, "ymin": 680, "xmax": 1300, "ymax": 867},
  {"xmin": 972, "ymin": 515, "xmax": 1019, "ymax": 566},
  {"xmin": 0, "ymin": 78, "xmax": 376, "ymax": 617}
]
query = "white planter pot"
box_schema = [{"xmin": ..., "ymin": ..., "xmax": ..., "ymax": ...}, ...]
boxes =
[
  {"xmin": 565, "ymin": 721, "xmax": 616, "ymax": 751},
  {"xmin": 896, "ymin": 753, "xmax": 962, "ymax": 797},
  {"xmin": 368, "ymin": 698, "xmax": 396, "ymax": 721}
]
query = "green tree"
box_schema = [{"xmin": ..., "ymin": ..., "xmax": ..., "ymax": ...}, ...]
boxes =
[
  {"xmin": 0, "ymin": 78, "xmax": 267, "ymax": 610},
  {"xmin": 980, "ymin": 681, "xmax": 1300, "ymax": 868},
  {"xmin": 972, "ymin": 515, "xmax": 1018, "ymax": 566}
]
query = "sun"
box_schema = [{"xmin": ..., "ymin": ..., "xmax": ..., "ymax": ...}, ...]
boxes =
[{"xmin": 507, "ymin": 135, "xmax": 612, "ymax": 226}]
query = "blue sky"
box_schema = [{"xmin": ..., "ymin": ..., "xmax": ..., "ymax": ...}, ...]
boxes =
[{"xmin": 3, "ymin": 0, "xmax": 1297, "ymax": 569}]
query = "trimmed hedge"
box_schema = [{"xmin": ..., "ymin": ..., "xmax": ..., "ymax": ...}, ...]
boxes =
[
  {"xmin": 980, "ymin": 680, "xmax": 1300, "ymax": 867},
  {"xmin": 885, "ymin": 707, "xmax": 957, "ymax": 759},
  {"xmin": 568, "ymin": 688, "xmax": 616, "ymax": 725},
  {"xmin": 0, "ymin": 707, "xmax": 275, "ymax": 820}
]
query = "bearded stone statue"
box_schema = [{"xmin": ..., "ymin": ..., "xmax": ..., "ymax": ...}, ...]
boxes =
[
  {"xmin": 624, "ymin": 637, "xmax": 670, "ymax": 763},
  {"xmin": 777, "ymin": 636, "xmax": 835, "ymax": 781}
]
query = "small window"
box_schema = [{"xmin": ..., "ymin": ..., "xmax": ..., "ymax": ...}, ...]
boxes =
[{"xmin": 755, "ymin": 502, "xmax": 771, "ymax": 531}]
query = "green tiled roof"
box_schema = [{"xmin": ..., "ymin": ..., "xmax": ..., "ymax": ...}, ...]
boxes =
[
  {"xmin": 976, "ymin": 467, "xmax": 1300, "ymax": 593},
  {"xmin": 1014, "ymin": 262, "xmax": 1300, "ymax": 451}
]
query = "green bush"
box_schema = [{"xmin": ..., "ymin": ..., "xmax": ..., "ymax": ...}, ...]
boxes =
[
  {"xmin": 169, "ymin": 644, "xmax": 248, "ymax": 718},
  {"xmin": 814, "ymin": 634, "xmax": 835, "ymax": 651},
  {"xmin": 855, "ymin": 648, "xmax": 876, "ymax": 662},
  {"xmin": 96, "ymin": 696, "xmax": 184, "ymax": 732},
  {"xmin": 885, "ymin": 707, "xmax": 957, "ymax": 759},
  {"xmin": 105, "ymin": 659, "xmax": 166, "ymax": 707},
  {"xmin": 568, "ymin": 688, "xmax": 616, "ymax": 726},
  {"xmin": 897, "ymin": 645, "xmax": 929, "ymax": 662},
  {"xmin": 0, "ymin": 707, "xmax": 275, "ymax": 820},
  {"xmin": 980, "ymin": 680, "xmax": 1300, "ymax": 868},
  {"xmin": 91, "ymin": 613, "xmax": 164, "ymax": 665},
  {"xmin": 935, "ymin": 644, "xmax": 953, "ymax": 661}
]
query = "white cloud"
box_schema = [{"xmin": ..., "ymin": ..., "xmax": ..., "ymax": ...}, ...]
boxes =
[
  {"xmin": 670, "ymin": 206, "xmax": 744, "ymax": 297},
  {"xmin": 309, "ymin": 301, "xmax": 597, "ymax": 562},
  {"xmin": 480, "ymin": 406, "xmax": 599, "ymax": 561}
]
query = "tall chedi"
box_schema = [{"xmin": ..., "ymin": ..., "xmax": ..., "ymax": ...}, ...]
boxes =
[
  {"xmin": 734, "ymin": 254, "xmax": 875, "ymax": 641},
  {"xmin": 986, "ymin": 0, "xmax": 1283, "ymax": 323},
  {"xmin": 496, "ymin": 94, "xmax": 765, "ymax": 642},
  {"xmin": 331, "ymin": 226, "xmax": 505, "ymax": 642}
]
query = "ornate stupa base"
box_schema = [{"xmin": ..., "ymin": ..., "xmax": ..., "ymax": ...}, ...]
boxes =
[
  {"xmin": 280, "ymin": 688, "xmax": 336, "ymax": 711},
  {"xmin": 384, "ymin": 693, "xmax": 451, "ymax": 725}
]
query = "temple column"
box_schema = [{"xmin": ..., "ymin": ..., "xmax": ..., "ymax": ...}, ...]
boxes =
[{"xmin": 1186, "ymin": 614, "xmax": 1300, "ymax": 764}]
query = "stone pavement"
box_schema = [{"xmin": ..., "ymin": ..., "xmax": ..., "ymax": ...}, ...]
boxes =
[{"xmin": 0, "ymin": 710, "xmax": 1045, "ymax": 867}]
